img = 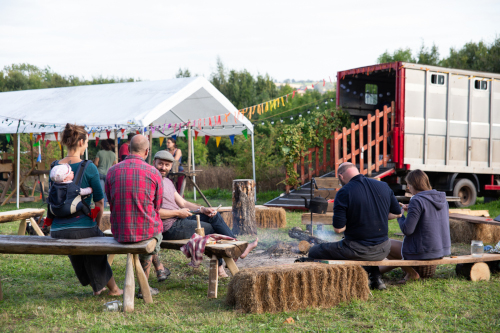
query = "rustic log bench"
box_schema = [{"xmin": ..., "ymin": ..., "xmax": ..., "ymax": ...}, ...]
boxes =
[
  {"xmin": 0, "ymin": 208, "xmax": 46, "ymax": 236},
  {"xmin": 0, "ymin": 234, "xmax": 157, "ymax": 312},
  {"xmin": 161, "ymin": 239, "xmax": 248, "ymax": 299},
  {"xmin": 316, "ymin": 253, "xmax": 500, "ymax": 281}
]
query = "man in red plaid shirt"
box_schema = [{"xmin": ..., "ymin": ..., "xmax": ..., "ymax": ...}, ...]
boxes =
[{"xmin": 105, "ymin": 134, "xmax": 165, "ymax": 298}]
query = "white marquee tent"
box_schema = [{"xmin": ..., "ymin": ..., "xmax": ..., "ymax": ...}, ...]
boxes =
[{"xmin": 0, "ymin": 77, "xmax": 256, "ymax": 207}]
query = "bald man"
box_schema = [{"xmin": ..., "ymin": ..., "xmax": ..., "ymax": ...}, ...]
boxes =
[
  {"xmin": 105, "ymin": 134, "xmax": 164, "ymax": 298},
  {"xmin": 308, "ymin": 162, "xmax": 402, "ymax": 290}
]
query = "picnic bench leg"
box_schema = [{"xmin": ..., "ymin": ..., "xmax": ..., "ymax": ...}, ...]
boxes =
[
  {"xmin": 107, "ymin": 254, "xmax": 116, "ymax": 266},
  {"xmin": 208, "ymin": 255, "xmax": 218, "ymax": 299},
  {"xmin": 223, "ymin": 257, "xmax": 239, "ymax": 276},
  {"xmin": 123, "ymin": 254, "xmax": 135, "ymax": 312},
  {"xmin": 133, "ymin": 254, "xmax": 153, "ymax": 304},
  {"xmin": 17, "ymin": 220, "xmax": 27, "ymax": 236},
  {"xmin": 29, "ymin": 217, "xmax": 44, "ymax": 236}
]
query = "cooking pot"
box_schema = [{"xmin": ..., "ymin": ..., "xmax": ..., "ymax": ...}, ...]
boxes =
[{"xmin": 302, "ymin": 196, "xmax": 329, "ymax": 214}]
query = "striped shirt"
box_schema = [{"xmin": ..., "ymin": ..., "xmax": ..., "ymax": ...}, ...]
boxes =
[{"xmin": 105, "ymin": 155, "xmax": 163, "ymax": 243}]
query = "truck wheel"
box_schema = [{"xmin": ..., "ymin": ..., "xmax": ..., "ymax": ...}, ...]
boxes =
[{"xmin": 453, "ymin": 179, "xmax": 477, "ymax": 207}]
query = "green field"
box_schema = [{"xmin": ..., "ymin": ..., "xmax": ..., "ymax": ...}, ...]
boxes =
[{"xmin": 0, "ymin": 198, "xmax": 499, "ymax": 332}]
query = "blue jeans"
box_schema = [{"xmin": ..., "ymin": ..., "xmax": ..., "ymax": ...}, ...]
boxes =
[{"xmin": 99, "ymin": 173, "xmax": 108, "ymax": 206}]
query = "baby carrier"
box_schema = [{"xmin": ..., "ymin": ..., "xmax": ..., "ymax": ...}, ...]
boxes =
[{"xmin": 47, "ymin": 160, "xmax": 92, "ymax": 219}]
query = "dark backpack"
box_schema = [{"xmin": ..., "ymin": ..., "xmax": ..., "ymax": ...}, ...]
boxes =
[{"xmin": 47, "ymin": 160, "xmax": 92, "ymax": 219}]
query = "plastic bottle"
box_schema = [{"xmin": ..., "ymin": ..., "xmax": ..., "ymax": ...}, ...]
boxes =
[{"xmin": 103, "ymin": 300, "xmax": 123, "ymax": 312}]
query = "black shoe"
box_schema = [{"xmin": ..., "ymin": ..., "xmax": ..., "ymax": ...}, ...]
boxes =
[
  {"xmin": 156, "ymin": 268, "xmax": 171, "ymax": 283},
  {"xmin": 369, "ymin": 276, "xmax": 386, "ymax": 290}
]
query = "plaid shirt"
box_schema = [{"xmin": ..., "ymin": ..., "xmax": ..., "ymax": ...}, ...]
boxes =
[{"xmin": 105, "ymin": 154, "xmax": 163, "ymax": 243}]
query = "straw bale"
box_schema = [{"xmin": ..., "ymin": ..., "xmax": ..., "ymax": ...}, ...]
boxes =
[
  {"xmin": 449, "ymin": 218, "xmax": 500, "ymax": 244},
  {"xmin": 221, "ymin": 207, "xmax": 286, "ymax": 229},
  {"xmin": 99, "ymin": 212, "xmax": 111, "ymax": 232},
  {"xmin": 226, "ymin": 263, "xmax": 369, "ymax": 313}
]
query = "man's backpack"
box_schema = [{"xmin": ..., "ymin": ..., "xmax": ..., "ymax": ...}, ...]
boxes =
[{"xmin": 47, "ymin": 160, "xmax": 92, "ymax": 219}]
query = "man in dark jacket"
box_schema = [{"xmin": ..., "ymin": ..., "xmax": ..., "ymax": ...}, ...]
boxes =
[{"xmin": 308, "ymin": 162, "xmax": 402, "ymax": 290}]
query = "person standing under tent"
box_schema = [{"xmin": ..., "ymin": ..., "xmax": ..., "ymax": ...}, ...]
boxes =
[
  {"xmin": 50, "ymin": 123, "xmax": 122, "ymax": 296},
  {"xmin": 118, "ymin": 133, "xmax": 136, "ymax": 162},
  {"xmin": 165, "ymin": 137, "xmax": 184, "ymax": 194},
  {"xmin": 94, "ymin": 139, "xmax": 116, "ymax": 207}
]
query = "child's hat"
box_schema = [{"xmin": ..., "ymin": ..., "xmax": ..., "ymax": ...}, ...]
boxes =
[{"xmin": 50, "ymin": 164, "xmax": 72, "ymax": 182}]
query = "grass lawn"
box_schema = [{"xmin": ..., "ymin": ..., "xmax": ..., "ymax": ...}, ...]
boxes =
[{"xmin": 0, "ymin": 198, "xmax": 499, "ymax": 332}]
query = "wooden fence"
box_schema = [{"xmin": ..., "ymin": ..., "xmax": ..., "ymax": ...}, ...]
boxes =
[{"xmin": 285, "ymin": 102, "xmax": 395, "ymax": 193}]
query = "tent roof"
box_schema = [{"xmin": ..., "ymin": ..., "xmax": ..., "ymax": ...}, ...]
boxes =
[{"xmin": 0, "ymin": 77, "xmax": 253, "ymax": 137}]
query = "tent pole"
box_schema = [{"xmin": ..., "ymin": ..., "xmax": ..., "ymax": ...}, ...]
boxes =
[
  {"xmin": 251, "ymin": 131, "xmax": 256, "ymax": 202},
  {"xmin": 85, "ymin": 147, "xmax": 88, "ymax": 160},
  {"xmin": 148, "ymin": 125, "xmax": 153, "ymax": 164},
  {"xmin": 191, "ymin": 131, "xmax": 196, "ymax": 201},
  {"xmin": 17, "ymin": 133, "xmax": 20, "ymax": 209}
]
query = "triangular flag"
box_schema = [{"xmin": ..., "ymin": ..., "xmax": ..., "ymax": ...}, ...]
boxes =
[
  {"xmin": 194, "ymin": 131, "xmax": 199, "ymax": 140},
  {"xmin": 312, "ymin": 84, "xmax": 314, "ymax": 88},
  {"xmin": 36, "ymin": 135, "xmax": 41, "ymax": 143},
  {"xmin": 159, "ymin": 137, "xmax": 164, "ymax": 147},
  {"xmin": 183, "ymin": 129, "xmax": 188, "ymax": 138},
  {"xmin": 229, "ymin": 135, "xmax": 234, "ymax": 145},
  {"xmin": 92, "ymin": 131, "xmax": 96, "ymax": 138},
  {"xmin": 224, "ymin": 113, "xmax": 230, "ymax": 122},
  {"xmin": 30, "ymin": 133, "xmax": 33, "ymax": 141},
  {"xmin": 276, "ymin": 99, "xmax": 280, "ymax": 108},
  {"xmin": 6, "ymin": 134, "xmax": 10, "ymax": 143},
  {"xmin": 292, "ymin": 90, "xmax": 296, "ymax": 98},
  {"xmin": 121, "ymin": 129, "xmax": 125, "ymax": 134},
  {"xmin": 54, "ymin": 132, "xmax": 58, "ymax": 141},
  {"xmin": 323, "ymin": 79, "xmax": 326, "ymax": 86},
  {"xmin": 172, "ymin": 134, "xmax": 177, "ymax": 141},
  {"xmin": 218, "ymin": 115, "xmax": 221, "ymax": 125},
  {"xmin": 41, "ymin": 132, "xmax": 45, "ymax": 141},
  {"xmin": 144, "ymin": 127, "xmax": 147, "ymax": 133},
  {"xmin": 45, "ymin": 140, "xmax": 50, "ymax": 148},
  {"xmin": 117, "ymin": 137, "xmax": 121, "ymax": 145},
  {"xmin": 36, "ymin": 153, "xmax": 41, "ymax": 163},
  {"xmin": 106, "ymin": 130, "xmax": 110, "ymax": 139},
  {"xmin": 216, "ymin": 136, "xmax": 221, "ymax": 147},
  {"xmin": 209, "ymin": 118, "xmax": 212, "ymax": 126},
  {"xmin": 281, "ymin": 97, "xmax": 285, "ymax": 106},
  {"xmin": 265, "ymin": 102, "xmax": 269, "ymax": 111},
  {"xmin": 33, "ymin": 141, "xmax": 40, "ymax": 147},
  {"xmin": 242, "ymin": 129, "xmax": 248, "ymax": 140},
  {"xmin": 57, "ymin": 141, "xmax": 62, "ymax": 150},
  {"xmin": 96, "ymin": 137, "xmax": 99, "ymax": 147},
  {"xmin": 136, "ymin": 130, "xmax": 140, "ymax": 134},
  {"xmin": 205, "ymin": 135, "xmax": 210, "ymax": 145}
]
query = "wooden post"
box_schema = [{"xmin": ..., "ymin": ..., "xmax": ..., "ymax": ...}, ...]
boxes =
[
  {"xmin": 383, "ymin": 106, "xmax": 388, "ymax": 167},
  {"xmin": 367, "ymin": 114, "xmax": 372, "ymax": 177},
  {"xmin": 195, "ymin": 215, "xmax": 204, "ymax": 236},
  {"xmin": 114, "ymin": 130, "xmax": 119, "ymax": 164},
  {"xmin": 147, "ymin": 125, "xmax": 153, "ymax": 165},
  {"xmin": 351, "ymin": 123, "xmax": 356, "ymax": 166},
  {"xmin": 107, "ymin": 254, "xmax": 116, "ymax": 266},
  {"xmin": 187, "ymin": 125, "xmax": 192, "ymax": 172},
  {"xmin": 223, "ymin": 257, "xmax": 239, "ymax": 276},
  {"xmin": 334, "ymin": 132, "xmax": 340, "ymax": 176},
  {"xmin": 29, "ymin": 217, "xmax": 44, "ymax": 236},
  {"xmin": 231, "ymin": 179, "xmax": 257, "ymax": 236},
  {"xmin": 359, "ymin": 118, "xmax": 365, "ymax": 175},
  {"xmin": 342, "ymin": 127, "xmax": 347, "ymax": 162},
  {"xmin": 17, "ymin": 219, "xmax": 27, "ymax": 235},
  {"xmin": 133, "ymin": 254, "xmax": 153, "ymax": 304},
  {"xmin": 123, "ymin": 253, "xmax": 135, "ymax": 312},
  {"xmin": 207, "ymin": 255, "xmax": 218, "ymax": 298},
  {"xmin": 1, "ymin": 167, "xmax": 35, "ymax": 206},
  {"xmin": 0, "ymin": 172, "xmax": 14, "ymax": 203}
]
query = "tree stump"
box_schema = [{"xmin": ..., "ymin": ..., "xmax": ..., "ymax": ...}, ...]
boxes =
[
  {"xmin": 456, "ymin": 262, "xmax": 491, "ymax": 281},
  {"xmin": 232, "ymin": 179, "xmax": 257, "ymax": 236}
]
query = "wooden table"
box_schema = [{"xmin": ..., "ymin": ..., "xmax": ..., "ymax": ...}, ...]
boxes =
[
  {"xmin": 0, "ymin": 208, "xmax": 46, "ymax": 236},
  {"xmin": 161, "ymin": 239, "xmax": 248, "ymax": 298}
]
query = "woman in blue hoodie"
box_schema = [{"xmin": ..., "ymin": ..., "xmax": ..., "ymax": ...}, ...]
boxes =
[{"xmin": 379, "ymin": 169, "xmax": 451, "ymax": 283}]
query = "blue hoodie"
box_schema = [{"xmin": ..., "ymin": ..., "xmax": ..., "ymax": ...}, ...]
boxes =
[{"xmin": 397, "ymin": 190, "xmax": 451, "ymax": 260}]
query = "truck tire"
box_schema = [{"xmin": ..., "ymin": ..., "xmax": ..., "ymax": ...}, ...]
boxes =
[{"xmin": 453, "ymin": 179, "xmax": 477, "ymax": 207}]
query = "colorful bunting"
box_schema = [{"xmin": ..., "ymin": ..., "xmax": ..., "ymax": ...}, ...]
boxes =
[
  {"xmin": 117, "ymin": 137, "xmax": 121, "ymax": 145},
  {"xmin": 6, "ymin": 134, "xmax": 10, "ymax": 143},
  {"xmin": 215, "ymin": 137, "xmax": 221, "ymax": 147},
  {"xmin": 41, "ymin": 132, "xmax": 45, "ymax": 141},
  {"xmin": 96, "ymin": 137, "xmax": 99, "ymax": 147},
  {"xmin": 229, "ymin": 135, "xmax": 234, "ymax": 145},
  {"xmin": 57, "ymin": 142, "xmax": 62, "ymax": 150},
  {"xmin": 172, "ymin": 135, "xmax": 177, "ymax": 141},
  {"xmin": 183, "ymin": 129, "xmax": 188, "ymax": 138},
  {"xmin": 242, "ymin": 129, "xmax": 248, "ymax": 140},
  {"xmin": 54, "ymin": 132, "xmax": 58, "ymax": 141},
  {"xmin": 30, "ymin": 133, "xmax": 33, "ymax": 141},
  {"xmin": 205, "ymin": 135, "xmax": 210, "ymax": 145},
  {"xmin": 194, "ymin": 131, "xmax": 199, "ymax": 140},
  {"xmin": 33, "ymin": 141, "xmax": 40, "ymax": 147},
  {"xmin": 45, "ymin": 140, "xmax": 50, "ymax": 148},
  {"xmin": 159, "ymin": 137, "xmax": 164, "ymax": 147},
  {"xmin": 106, "ymin": 130, "xmax": 110, "ymax": 139},
  {"xmin": 37, "ymin": 154, "xmax": 42, "ymax": 163}
]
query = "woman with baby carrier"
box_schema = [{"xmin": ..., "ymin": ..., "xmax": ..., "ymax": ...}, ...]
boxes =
[{"xmin": 49, "ymin": 124, "xmax": 122, "ymax": 296}]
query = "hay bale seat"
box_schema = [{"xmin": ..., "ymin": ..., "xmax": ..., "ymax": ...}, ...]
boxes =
[
  {"xmin": 226, "ymin": 263, "xmax": 370, "ymax": 314},
  {"xmin": 219, "ymin": 205, "xmax": 286, "ymax": 229},
  {"xmin": 99, "ymin": 206, "xmax": 287, "ymax": 232},
  {"xmin": 449, "ymin": 214, "xmax": 500, "ymax": 244}
]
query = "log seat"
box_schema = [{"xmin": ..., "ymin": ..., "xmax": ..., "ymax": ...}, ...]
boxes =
[{"xmin": 0, "ymin": 235, "xmax": 157, "ymax": 312}]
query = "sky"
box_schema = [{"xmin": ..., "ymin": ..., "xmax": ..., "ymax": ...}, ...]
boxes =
[{"xmin": 1, "ymin": 0, "xmax": 499, "ymax": 82}]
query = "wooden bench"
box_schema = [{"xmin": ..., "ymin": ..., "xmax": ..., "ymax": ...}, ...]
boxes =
[
  {"xmin": 161, "ymin": 239, "xmax": 248, "ymax": 299},
  {"xmin": 302, "ymin": 212, "xmax": 333, "ymax": 232},
  {"xmin": 0, "ymin": 208, "xmax": 46, "ymax": 236},
  {"xmin": 316, "ymin": 253, "xmax": 500, "ymax": 281},
  {"xmin": 0, "ymin": 235, "xmax": 157, "ymax": 312}
]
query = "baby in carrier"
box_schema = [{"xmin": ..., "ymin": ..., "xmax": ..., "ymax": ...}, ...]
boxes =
[{"xmin": 43, "ymin": 163, "xmax": 94, "ymax": 226}]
